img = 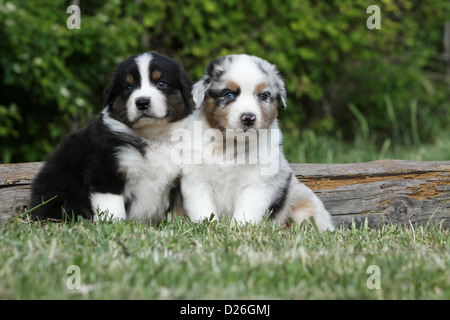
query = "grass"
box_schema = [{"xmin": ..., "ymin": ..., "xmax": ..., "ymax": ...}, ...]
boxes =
[
  {"xmin": 0, "ymin": 215, "xmax": 448, "ymax": 300},
  {"xmin": 283, "ymin": 95, "xmax": 450, "ymax": 164},
  {"xmin": 284, "ymin": 129, "xmax": 450, "ymax": 164}
]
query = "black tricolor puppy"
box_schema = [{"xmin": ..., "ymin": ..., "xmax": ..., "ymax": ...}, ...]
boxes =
[{"xmin": 30, "ymin": 52, "xmax": 192, "ymax": 223}]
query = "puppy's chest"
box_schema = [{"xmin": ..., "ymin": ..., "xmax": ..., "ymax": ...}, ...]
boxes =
[
  {"xmin": 116, "ymin": 141, "xmax": 179, "ymax": 192},
  {"xmin": 203, "ymin": 163, "xmax": 266, "ymax": 190}
]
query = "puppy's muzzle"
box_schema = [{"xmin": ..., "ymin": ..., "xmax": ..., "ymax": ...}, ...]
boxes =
[{"xmin": 241, "ymin": 113, "xmax": 256, "ymax": 127}]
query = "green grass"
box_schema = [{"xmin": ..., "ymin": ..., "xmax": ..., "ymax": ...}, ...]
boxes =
[
  {"xmin": 284, "ymin": 129, "xmax": 450, "ymax": 164},
  {"xmin": 283, "ymin": 95, "xmax": 450, "ymax": 164},
  {"xmin": 1, "ymin": 215, "xmax": 448, "ymax": 299}
]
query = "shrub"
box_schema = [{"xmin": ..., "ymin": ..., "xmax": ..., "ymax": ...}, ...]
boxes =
[{"xmin": 0, "ymin": 0, "xmax": 448, "ymax": 163}]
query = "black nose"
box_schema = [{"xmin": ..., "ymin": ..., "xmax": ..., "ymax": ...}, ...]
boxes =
[
  {"xmin": 136, "ymin": 97, "xmax": 150, "ymax": 110},
  {"xmin": 241, "ymin": 113, "xmax": 256, "ymax": 127}
]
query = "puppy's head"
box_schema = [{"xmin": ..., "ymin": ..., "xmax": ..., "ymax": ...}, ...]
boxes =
[
  {"xmin": 104, "ymin": 52, "xmax": 193, "ymax": 129},
  {"xmin": 193, "ymin": 54, "xmax": 287, "ymax": 132}
]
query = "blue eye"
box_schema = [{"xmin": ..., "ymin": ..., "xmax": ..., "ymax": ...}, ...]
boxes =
[
  {"xmin": 157, "ymin": 80, "xmax": 167, "ymax": 89},
  {"xmin": 224, "ymin": 92, "xmax": 235, "ymax": 99},
  {"xmin": 259, "ymin": 93, "xmax": 269, "ymax": 101}
]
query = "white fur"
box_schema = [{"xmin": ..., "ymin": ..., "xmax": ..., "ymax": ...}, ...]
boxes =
[
  {"xmin": 91, "ymin": 193, "xmax": 126, "ymax": 222},
  {"xmin": 192, "ymin": 77, "xmax": 208, "ymax": 108},
  {"xmin": 182, "ymin": 54, "xmax": 334, "ymax": 231}
]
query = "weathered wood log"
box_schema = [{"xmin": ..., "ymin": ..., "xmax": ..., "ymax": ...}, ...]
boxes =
[
  {"xmin": 293, "ymin": 160, "xmax": 449, "ymax": 229},
  {"xmin": 0, "ymin": 162, "xmax": 43, "ymax": 225},
  {"xmin": 0, "ymin": 160, "xmax": 449, "ymax": 228}
]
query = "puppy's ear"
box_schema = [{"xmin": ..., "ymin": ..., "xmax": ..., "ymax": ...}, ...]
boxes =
[
  {"xmin": 177, "ymin": 69, "xmax": 194, "ymax": 112},
  {"xmin": 276, "ymin": 76, "xmax": 287, "ymax": 109},
  {"xmin": 103, "ymin": 82, "xmax": 114, "ymax": 108},
  {"xmin": 192, "ymin": 76, "xmax": 210, "ymax": 109},
  {"xmin": 103, "ymin": 57, "xmax": 130, "ymax": 109},
  {"xmin": 103, "ymin": 64, "xmax": 122, "ymax": 109},
  {"xmin": 193, "ymin": 55, "xmax": 231, "ymax": 108}
]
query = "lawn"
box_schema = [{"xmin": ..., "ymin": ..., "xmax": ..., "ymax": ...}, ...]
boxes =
[{"xmin": 0, "ymin": 215, "xmax": 448, "ymax": 300}]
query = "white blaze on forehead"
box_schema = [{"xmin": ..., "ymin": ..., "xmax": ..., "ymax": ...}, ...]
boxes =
[
  {"xmin": 222, "ymin": 55, "xmax": 267, "ymax": 93},
  {"xmin": 126, "ymin": 53, "xmax": 167, "ymax": 124},
  {"xmin": 135, "ymin": 53, "xmax": 153, "ymax": 92}
]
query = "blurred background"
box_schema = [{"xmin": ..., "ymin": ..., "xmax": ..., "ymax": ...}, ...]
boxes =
[{"xmin": 0, "ymin": 0, "xmax": 449, "ymax": 164}]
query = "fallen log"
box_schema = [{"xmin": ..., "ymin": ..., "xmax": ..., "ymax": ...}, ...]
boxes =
[{"xmin": 0, "ymin": 160, "xmax": 449, "ymax": 228}]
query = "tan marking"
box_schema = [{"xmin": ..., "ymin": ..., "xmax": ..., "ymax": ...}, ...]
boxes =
[
  {"xmin": 204, "ymin": 95, "xmax": 229, "ymax": 132},
  {"xmin": 259, "ymin": 97, "xmax": 278, "ymax": 129},
  {"xmin": 254, "ymin": 82, "xmax": 277, "ymax": 129},
  {"xmin": 126, "ymin": 74, "xmax": 134, "ymax": 85},
  {"xmin": 290, "ymin": 198, "xmax": 315, "ymax": 223},
  {"xmin": 226, "ymin": 80, "xmax": 239, "ymax": 92},
  {"xmin": 151, "ymin": 70, "xmax": 162, "ymax": 81},
  {"xmin": 255, "ymin": 82, "xmax": 267, "ymax": 94},
  {"xmin": 293, "ymin": 198, "xmax": 314, "ymax": 215}
]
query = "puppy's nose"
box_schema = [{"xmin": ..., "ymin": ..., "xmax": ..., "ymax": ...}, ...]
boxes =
[
  {"xmin": 135, "ymin": 97, "xmax": 151, "ymax": 110},
  {"xmin": 241, "ymin": 113, "xmax": 256, "ymax": 127}
]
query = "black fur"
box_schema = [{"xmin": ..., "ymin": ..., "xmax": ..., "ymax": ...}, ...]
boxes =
[
  {"xmin": 29, "ymin": 116, "xmax": 135, "ymax": 220},
  {"xmin": 206, "ymin": 55, "xmax": 233, "ymax": 79},
  {"xmin": 268, "ymin": 172, "xmax": 292, "ymax": 220}
]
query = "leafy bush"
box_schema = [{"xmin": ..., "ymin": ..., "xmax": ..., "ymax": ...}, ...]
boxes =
[
  {"xmin": 0, "ymin": 0, "xmax": 143, "ymax": 162},
  {"xmin": 0, "ymin": 0, "xmax": 448, "ymax": 163}
]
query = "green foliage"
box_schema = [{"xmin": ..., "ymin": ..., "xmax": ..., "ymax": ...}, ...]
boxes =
[
  {"xmin": 0, "ymin": 0, "xmax": 449, "ymax": 163},
  {"xmin": 0, "ymin": 0, "xmax": 144, "ymax": 162}
]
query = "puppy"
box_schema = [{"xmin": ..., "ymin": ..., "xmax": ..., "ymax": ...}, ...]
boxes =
[
  {"xmin": 30, "ymin": 52, "xmax": 192, "ymax": 223},
  {"xmin": 179, "ymin": 54, "xmax": 334, "ymax": 231}
]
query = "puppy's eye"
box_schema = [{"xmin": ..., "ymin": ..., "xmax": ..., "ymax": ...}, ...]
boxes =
[
  {"xmin": 157, "ymin": 80, "xmax": 167, "ymax": 89},
  {"xmin": 258, "ymin": 93, "xmax": 269, "ymax": 101},
  {"xmin": 125, "ymin": 84, "xmax": 133, "ymax": 91},
  {"xmin": 224, "ymin": 91, "xmax": 235, "ymax": 99}
]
